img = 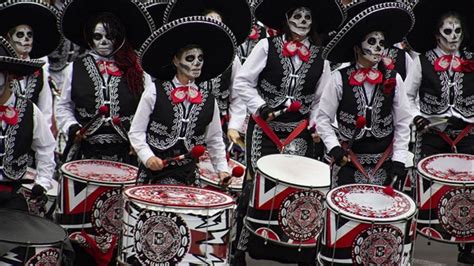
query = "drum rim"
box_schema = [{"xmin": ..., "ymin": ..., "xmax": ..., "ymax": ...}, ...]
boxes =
[
  {"xmin": 256, "ymin": 154, "xmax": 331, "ymax": 188},
  {"xmin": 326, "ymin": 184, "xmax": 418, "ymax": 222},
  {"xmin": 417, "ymin": 153, "xmax": 474, "ymax": 185},
  {"xmin": 199, "ymin": 176, "xmax": 243, "ymax": 191},
  {"xmin": 416, "ymin": 228, "xmax": 474, "ymax": 244},
  {"xmin": 60, "ymin": 159, "xmax": 137, "ymax": 186},
  {"xmin": 123, "ymin": 184, "xmax": 235, "ymax": 209},
  {"xmin": 199, "ymin": 156, "xmax": 245, "ymax": 190}
]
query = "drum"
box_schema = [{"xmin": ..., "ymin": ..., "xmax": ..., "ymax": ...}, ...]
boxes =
[
  {"xmin": 120, "ymin": 185, "xmax": 236, "ymax": 265},
  {"xmin": 416, "ymin": 153, "xmax": 474, "ymax": 243},
  {"xmin": 0, "ymin": 209, "xmax": 68, "ymax": 265},
  {"xmin": 18, "ymin": 168, "xmax": 59, "ymax": 218},
  {"xmin": 402, "ymin": 151, "xmax": 415, "ymax": 193},
  {"xmin": 199, "ymin": 152, "xmax": 245, "ymax": 193},
  {"xmin": 56, "ymin": 159, "xmax": 137, "ymax": 235},
  {"xmin": 245, "ymin": 154, "xmax": 330, "ymax": 247},
  {"xmin": 319, "ymin": 184, "xmax": 417, "ymax": 266}
]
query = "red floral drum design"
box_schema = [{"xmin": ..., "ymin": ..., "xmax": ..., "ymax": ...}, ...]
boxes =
[
  {"xmin": 245, "ymin": 154, "xmax": 330, "ymax": 247},
  {"xmin": 56, "ymin": 160, "xmax": 137, "ymax": 236},
  {"xmin": 319, "ymin": 184, "xmax": 417, "ymax": 265},
  {"xmin": 199, "ymin": 152, "xmax": 245, "ymax": 192},
  {"xmin": 416, "ymin": 154, "xmax": 474, "ymax": 243},
  {"xmin": 120, "ymin": 185, "xmax": 235, "ymax": 265}
]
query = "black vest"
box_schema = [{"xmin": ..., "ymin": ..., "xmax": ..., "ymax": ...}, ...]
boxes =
[
  {"xmin": 11, "ymin": 68, "xmax": 44, "ymax": 105},
  {"xmin": 201, "ymin": 66, "xmax": 232, "ymax": 115},
  {"xmin": 419, "ymin": 49, "xmax": 474, "ymax": 118},
  {"xmin": 337, "ymin": 64, "xmax": 397, "ymax": 141},
  {"xmin": 384, "ymin": 47, "xmax": 407, "ymax": 80},
  {"xmin": 257, "ymin": 36, "xmax": 324, "ymax": 120},
  {"xmin": 70, "ymin": 55, "xmax": 140, "ymax": 140},
  {"xmin": 146, "ymin": 80, "xmax": 215, "ymax": 167},
  {"xmin": 2, "ymin": 96, "xmax": 34, "ymax": 180}
]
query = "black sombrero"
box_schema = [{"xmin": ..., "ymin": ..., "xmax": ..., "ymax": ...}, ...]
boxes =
[
  {"xmin": 163, "ymin": 0, "xmax": 252, "ymax": 45},
  {"xmin": 0, "ymin": 0, "xmax": 61, "ymax": 58},
  {"xmin": 59, "ymin": 0, "xmax": 156, "ymax": 50},
  {"xmin": 0, "ymin": 36, "xmax": 44, "ymax": 75},
  {"xmin": 323, "ymin": 1, "xmax": 414, "ymax": 63},
  {"xmin": 406, "ymin": 0, "xmax": 474, "ymax": 53},
  {"xmin": 254, "ymin": 0, "xmax": 345, "ymax": 34},
  {"xmin": 139, "ymin": 16, "xmax": 236, "ymax": 81},
  {"xmin": 144, "ymin": 0, "xmax": 169, "ymax": 28}
]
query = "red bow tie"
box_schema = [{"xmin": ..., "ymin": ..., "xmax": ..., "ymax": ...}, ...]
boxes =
[
  {"xmin": 97, "ymin": 60, "xmax": 122, "ymax": 76},
  {"xmin": 266, "ymin": 27, "xmax": 279, "ymax": 37},
  {"xmin": 282, "ymin": 41, "xmax": 310, "ymax": 62},
  {"xmin": 0, "ymin": 106, "xmax": 18, "ymax": 125},
  {"xmin": 249, "ymin": 25, "xmax": 260, "ymax": 40},
  {"xmin": 349, "ymin": 68, "xmax": 383, "ymax": 86},
  {"xmin": 170, "ymin": 86, "xmax": 202, "ymax": 104},
  {"xmin": 434, "ymin": 55, "xmax": 464, "ymax": 72}
]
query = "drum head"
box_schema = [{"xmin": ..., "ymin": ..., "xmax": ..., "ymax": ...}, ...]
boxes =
[
  {"xmin": 0, "ymin": 209, "xmax": 67, "ymax": 245},
  {"xmin": 417, "ymin": 153, "xmax": 474, "ymax": 185},
  {"xmin": 124, "ymin": 185, "xmax": 235, "ymax": 209},
  {"xmin": 199, "ymin": 152, "xmax": 244, "ymax": 190},
  {"xmin": 61, "ymin": 159, "xmax": 137, "ymax": 186},
  {"xmin": 256, "ymin": 154, "xmax": 330, "ymax": 188},
  {"xmin": 326, "ymin": 184, "xmax": 417, "ymax": 222}
]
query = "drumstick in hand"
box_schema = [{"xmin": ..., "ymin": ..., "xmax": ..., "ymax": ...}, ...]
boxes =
[
  {"xmin": 347, "ymin": 116, "xmax": 367, "ymax": 151},
  {"xmin": 383, "ymin": 175, "xmax": 398, "ymax": 196},
  {"xmin": 270, "ymin": 101, "xmax": 302, "ymax": 119},
  {"xmin": 162, "ymin": 145, "xmax": 206, "ymax": 166},
  {"xmin": 79, "ymin": 105, "xmax": 109, "ymax": 135},
  {"xmin": 221, "ymin": 165, "xmax": 245, "ymax": 187},
  {"xmin": 426, "ymin": 118, "xmax": 449, "ymax": 129}
]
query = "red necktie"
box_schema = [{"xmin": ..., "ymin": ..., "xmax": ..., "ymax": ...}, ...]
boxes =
[
  {"xmin": 96, "ymin": 60, "xmax": 122, "ymax": 76},
  {"xmin": 282, "ymin": 41, "xmax": 311, "ymax": 62},
  {"xmin": 0, "ymin": 106, "xmax": 18, "ymax": 125},
  {"xmin": 434, "ymin": 55, "xmax": 463, "ymax": 72},
  {"xmin": 170, "ymin": 86, "xmax": 203, "ymax": 104},
  {"xmin": 349, "ymin": 68, "xmax": 383, "ymax": 86},
  {"xmin": 248, "ymin": 25, "xmax": 260, "ymax": 40}
]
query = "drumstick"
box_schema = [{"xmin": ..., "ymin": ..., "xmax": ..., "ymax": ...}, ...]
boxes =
[
  {"xmin": 426, "ymin": 118, "xmax": 448, "ymax": 129},
  {"xmin": 79, "ymin": 105, "xmax": 109, "ymax": 135},
  {"xmin": 0, "ymin": 179, "xmax": 34, "ymax": 185},
  {"xmin": 382, "ymin": 175, "xmax": 398, "ymax": 196},
  {"xmin": 112, "ymin": 115, "xmax": 130, "ymax": 141},
  {"xmin": 346, "ymin": 116, "xmax": 367, "ymax": 151},
  {"xmin": 269, "ymin": 101, "xmax": 301, "ymax": 119},
  {"xmin": 162, "ymin": 145, "xmax": 206, "ymax": 166},
  {"xmin": 220, "ymin": 165, "xmax": 245, "ymax": 187}
]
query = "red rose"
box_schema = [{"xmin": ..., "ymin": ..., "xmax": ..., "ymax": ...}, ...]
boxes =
[
  {"xmin": 382, "ymin": 78, "xmax": 396, "ymax": 95},
  {"xmin": 355, "ymin": 116, "xmax": 367, "ymax": 129},
  {"xmin": 461, "ymin": 59, "xmax": 474, "ymax": 73}
]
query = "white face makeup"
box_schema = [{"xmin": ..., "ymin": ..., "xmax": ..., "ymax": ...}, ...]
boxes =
[
  {"xmin": 0, "ymin": 72, "xmax": 6, "ymax": 96},
  {"xmin": 92, "ymin": 23, "xmax": 114, "ymax": 57},
  {"xmin": 437, "ymin": 16, "xmax": 463, "ymax": 53},
  {"xmin": 287, "ymin": 7, "xmax": 312, "ymax": 37},
  {"xmin": 360, "ymin": 31, "xmax": 385, "ymax": 64},
  {"xmin": 174, "ymin": 48, "xmax": 204, "ymax": 80},
  {"xmin": 205, "ymin": 11, "xmax": 223, "ymax": 23},
  {"xmin": 9, "ymin": 24, "xmax": 33, "ymax": 58}
]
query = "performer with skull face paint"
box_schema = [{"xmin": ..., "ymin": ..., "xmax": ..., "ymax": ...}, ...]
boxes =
[
  {"xmin": 129, "ymin": 16, "xmax": 236, "ymax": 186},
  {"xmin": 316, "ymin": 2, "xmax": 414, "ymax": 188},
  {"xmin": 405, "ymin": 0, "xmax": 474, "ymax": 263},
  {"xmin": 56, "ymin": 0, "xmax": 155, "ymax": 164}
]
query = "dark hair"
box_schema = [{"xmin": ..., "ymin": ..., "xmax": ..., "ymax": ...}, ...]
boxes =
[
  {"xmin": 202, "ymin": 8, "xmax": 225, "ymax": 23},
  {"xmin": 174, "ymin": 44, "xmax": 203, "ymax": 60},
  {"xmin": 84, "ymin": 13, "xmax": 144, "ymax": 95},
  {"xmin": 281, "ymin": 7, "xmax": 320, "ymax": 45},
  {"xmin": 435, "ymin": 11, "xmax": 469, "ymax": 49}
]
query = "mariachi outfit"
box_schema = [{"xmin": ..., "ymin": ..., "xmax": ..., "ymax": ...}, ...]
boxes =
[
  {"xmin": 317, "ymin": 2, "xmax": 413, "ymax": 187},
  {"xmin": 405, "ymin": 0, "xmax": 474, "ymax": 259},
  {"xmin": 129, "ymin": 16, "xmax": 236, "ymax": 185},
  {"xmin": 56, "ymin": 0, "xmax": 155, "ymax": 164},
  {"xmin": 233, "ymin": 0, "xmax": 344, "ymax": 264}
]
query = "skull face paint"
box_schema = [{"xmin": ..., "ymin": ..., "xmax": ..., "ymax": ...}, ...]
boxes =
[
  {"xmin": 174, "ymin": 48, "xmax": 204, "ymax": 80},
  {"xmin": 287, "ymin": 7, "xmax": 312, "ymax": 37},
  {"xmin": 92, "ymin": 23, "xmax": 114, "ymax": 57},
  {"xmin": 360, "ymin": 31, "xmax": 385, "ymax": 64},
  {"xmin": 9, "ymin": 25, "xmax": 33, "ymax": 58},
  {"xmin": 0, "ymin": 72, "xmax": 7, "ymax": 96},
  {"xmin": 437, "ymin": 16, "xmax": 463, "ymax": 53},
  {"xmin": 205, "ymin": 10, "xmax": 223, "ymax": 23}
]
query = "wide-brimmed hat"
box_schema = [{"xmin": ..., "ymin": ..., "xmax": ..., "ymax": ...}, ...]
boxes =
[
  {"xmin": 0, "ymin": 0, "xmax": 61, "ymax": 58},
  {"xmin": 406, "ymin": 0, "xmax": 474, "ymax": 53},
  {"xmin": 144, "ymin": 0, "xmax": 169, "ymax": 28},
  {"xmin": 254, "ymin": 0, "xmax": 345, "ymax": 34},
  {"xmin": 59, "ymin": 0, "xmax": 156, "ymax": 49},
  {"xmin": 163, "ymin": 0, "xmax": 252, "ymax": 45},
  {"xmin": 0, "ymin": 36, "xmax": 44, "ymax": 75},
  {"xmin": 323, "ymin": 1, "xmax": 414, "ymax": 63},
  {"xmin": 139, "ymin": 16, "xmax": 236, "ymax": 81}
]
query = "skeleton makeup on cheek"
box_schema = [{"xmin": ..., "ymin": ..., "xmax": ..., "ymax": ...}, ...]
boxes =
[
  {"xmin": 359, "ymin": 31, "xmax": 385, "ymax": 64},
  {"xmin": 437, "ymin": 16, "xmax": 463, "ymax": 53},
  {"xmin": 174, "ymin": 48, "xmax": 204, "ymax": 80},
  {"xmin": 286, "ymin": 7, "xmax": 312, "ymax": 37},
  {"xmin": 92, "ymin": 23, "xmax": 115, "ymax": 57},
  {"xmin": 9, "ymin": 25, "xmax": 33, "ymax": 58}
]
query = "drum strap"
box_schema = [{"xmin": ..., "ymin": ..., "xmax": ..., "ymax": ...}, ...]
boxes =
[
  {"xmin": 252, "ymin": 115, "xmax": 308, "ymax": 152},
  {"xmin": 435, "ymin": 124, "xmax": 474, "ymax": 153},
  {"xmin": 345, "ymin": 142, "xmax": 393, "ymax": 181}
]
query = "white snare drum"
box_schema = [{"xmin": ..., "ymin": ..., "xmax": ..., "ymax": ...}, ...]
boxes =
[
  {"xmin": 245, "ymin": 154, "xmax": 330, "ymax": 247},
  {"xmin": 19, "ymin": 168, "xmax": 59, "ymax": 218},
  {"xmin": 319, "ymin": 184, "xmax": 417, "ymax": 266},
  {"xmin": 120, "ymin": 185, "xmax": 235, "ymax": 265},
  {"xmin": 416, "ymin": 153, "xmax": 474, "ymax": 243},
  {"xmin": 199, "ymin": 152, "xmax": 245, "ymax": 192}
]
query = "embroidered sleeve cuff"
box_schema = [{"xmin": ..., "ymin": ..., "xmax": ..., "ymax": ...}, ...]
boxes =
[{"xmin": 137, "ymin": 149, "xmax": 155, "ymax": 165}]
